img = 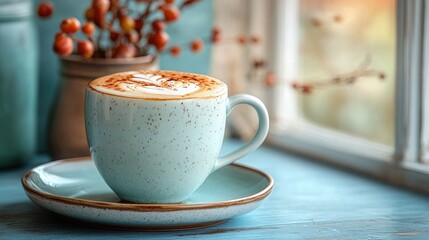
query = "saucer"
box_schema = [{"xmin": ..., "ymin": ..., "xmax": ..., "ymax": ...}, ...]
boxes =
[{"xmin": 22, "ymin": 157, "xmax": 273, "ymax": 230}]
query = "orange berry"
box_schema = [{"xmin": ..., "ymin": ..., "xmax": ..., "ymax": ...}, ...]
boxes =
[
  {"xmin": 82, "ymin": 22, "xmax": 95, "ymax": 36},
  {"xmin": 165, "ymin": 0, "xmax": 175, "ymax": 4},
  {"xmin": 77, "ymin": 40, "xmax": 94, "ymax": 59},
  {"xmin": 134, "ymin": 18, "xmax": 143, "ymax": 32},
  {"xmin": 310, "ymin": 18, "xmax": 322, "ymax": 27},
  {"xmin": 170, "ymin": 45, "xmax": 181, "ymax": 56},
  {"xmin": 265, "ymin": 73, "xmax": 276, "ymax": 87},
  {"xmin": 237, "ymin": 35, "xmax": 247, "ymax": 44},
  {"xmin": 85, "ymin": 7, "xmax": 94, "ymax": 21},
  {"xmin": 37, "ymin": 1, "xmax": 54, "ymax": 18},
  {"xmin": 253, "ymin": 59, "xmax": 265, "ymax": 68},
  {"xmin": 120, "ymin": 16, "xmax": 135, "ymax": 33},
  {"xmin": 251, "ymin": 35, "xmax": 260, "ymax": 44},
  {"xmin": 291, "ymin": 82, "xmax": 300, "ymax": 89},
  {"xmin": 302, "ymin": 84, "xmax": 313, "ymax": 94},
  {"xmin": 60, "ymin": 18, "xmax": 81, "ymax": 34},
  {"xmin": 55, "ymin": 32, "xmax": 67, "ymax": 41},
  {"xmin": 92, "ymin": 0, "xmax": 110, "ymax": 12},
  {"xmin": 113, "ymin": 43, "xmax": 137, "ymax": 58},
  {"xmin": 162, "ymin": 7, "xmax": 180, "ymax": 22},
  {"xmin": 109, "ymin": 31, "xmax": 119, "ymax": 41},
  {"xmin": 92, "ymin": 0, "xmax": 109, "ymax": 28},
  {"xmin": 333, "ymin": 14, "xmax": 343, "ymax": 23},
  {"xmin": 53, "ymin": 36, "xmax": 73, "ymax": 57},
  {"xmin": 157, "ymin": 4, "xmax": 167, "ymax": 11},
  {"xmin": 190, "ymin": 39, "xmax": 203, "ymax": 53},
  {"xmin": 152, "ymin": 20, "xmax": 165, "ymax": 32},
  {"xmin": 148, "ymin": 31, "xmax": 169, "ymax": 51}
]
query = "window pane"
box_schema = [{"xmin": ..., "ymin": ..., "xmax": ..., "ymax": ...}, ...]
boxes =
[{"xmin": 279, "ymin": 0, "xmax": 396, "ymax": 146}]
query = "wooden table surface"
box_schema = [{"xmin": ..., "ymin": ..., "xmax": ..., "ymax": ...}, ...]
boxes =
[{"xmin": 2, "ymin": 140, "xmax": 429, "ymax": 240}]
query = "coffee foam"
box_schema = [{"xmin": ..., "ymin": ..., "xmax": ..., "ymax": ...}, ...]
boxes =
[{"xmin": 88, "ymin": 70, "xmax": 227, "ymax": 100}]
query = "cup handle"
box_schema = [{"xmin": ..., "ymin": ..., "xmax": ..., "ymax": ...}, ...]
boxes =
[{"xmin": 212, "ymin": 94, "xmax": 270, "ymax": 172}]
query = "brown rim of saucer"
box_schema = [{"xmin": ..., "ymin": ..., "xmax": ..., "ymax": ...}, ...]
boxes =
[{"xmin": 21, "ymin": 157, "xmax": 274, "ymax": 212}]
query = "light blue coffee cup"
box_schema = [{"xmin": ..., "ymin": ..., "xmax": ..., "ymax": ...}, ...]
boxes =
[{"xmin": 85, "ymin": 71, "xmax": 269, "ymax": 204}]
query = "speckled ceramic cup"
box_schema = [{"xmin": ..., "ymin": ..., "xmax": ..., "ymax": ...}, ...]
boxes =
[{"xmin": 85, "ymin": 70, "xmax": 269, "ymax": 203}]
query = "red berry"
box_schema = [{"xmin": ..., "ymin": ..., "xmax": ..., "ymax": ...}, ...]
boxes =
[
  {"xmin": 60, "ymin": 18, "xmax": 81, "ymax": 34},
  {"xmin": 333, "ymin": 14, "xmax": 343, "ymax": 23},
  {"xmin": 55, "ymin": 32, "xmax": 67, "ymax": 41},
  {"xmin": 237, "ymin": 35, "xmax": 247, "ymax": 44},
  {"xmin": 117, "ymin": 7, "xmax": 128, "ymax": 20},
  {"xmin": 190, "ymin": 39, "xmax": 203, "ymax": 53},
  {"xmin": 165, "ymin": 0, "xmax": 175, "ymax": 4},
  {"xmin": 302, "ymin": 84, "xmax": 313, "ymax": 94},
  {"xmin": 162, "ymin": 7, "xmax": 180, "ymax": 22},
  {"xmin": 93, "ymin": 11, "xmax": 106, "ymax": 28},
  {"xmin": 113, "ymin": 43, "xmax": 137, "ymax": 58},
  {"xmin": 291, "ymin": 82, "xmax": 300, "ymax": 89},
  {"xmin": 134, "ymin": 18, "xmax": 143, "ymax": 32},
  {"xmin": 92, "ymin": 0, "xmax": 109, "ymax": 28},
  {"xmin": 77, "ymin": 40, "xmax": 94, "ymax": 59},
  {"xmin": 37, "ymin": 1, "xmax": 54, "ymax": 18},
  {"xmin": 148, "ymin": 31, "xmax": 169, "ymax": 51},
  {"xmin": 169, "ymin": 45, "xmax": 181, "ymax": 56},
  {"xmin": 85, "ymin": 7, "xmax": 94, "ymax": 21},
  {"xmin": 151, "ymin": 20, "xmax": 166, "ymax": 32},
  {"xmin": 92, "ymin": 0, "xmax": 110, "ymax": 12},
  {"xmin": 127, "ymin": 30, "xmax": 139, "ymax": 44},
  {"xmin": 120, "ymin": 16, "xmax": 135, "ymax": 33},
  {"xmin": 253, "ymin": 59, "xmax": 265, "ymax": 68},
  {"xmin": 264, "ymin": 73, "xmax": 276, "ymax": 87},
  {"xmin": 251, "ymin": 35, "xmax": 260, "ymax": 44},
  {"xmin": 109, "ymin": 31, "xmax": 119, "ymax": 41},
  {"xmin": 82, "ymin": 22, "xmax": 95, "ymax": 36},
  {"xmin": 310, "ymin": 18, "xmax": 322, "ymax": 27},
  {"xmin": 53, "ymin": 36, "xmax": 73, "ymax": 57},
  {"xmin": 157, "ymin": 4, "xmax": 167, "ymax": 11}
]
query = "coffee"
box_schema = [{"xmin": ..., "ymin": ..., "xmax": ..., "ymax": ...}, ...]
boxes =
[
  {"xmin": 85, "ymin": 70, "xmax": 269, "ymax": 203},
  {"xmin": 88, "ymin": 70, "xmax": 227, "ymax": 100}
]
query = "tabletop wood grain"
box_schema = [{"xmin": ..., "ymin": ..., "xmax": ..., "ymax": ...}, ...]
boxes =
[{"xmin": 1, "ymin": 140, "xmax": 429, "ymax": 240}]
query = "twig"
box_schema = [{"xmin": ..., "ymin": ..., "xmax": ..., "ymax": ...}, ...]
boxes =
[{"xmin": 289, "ymin": 66, "xmax": 385, "ymax": 94}]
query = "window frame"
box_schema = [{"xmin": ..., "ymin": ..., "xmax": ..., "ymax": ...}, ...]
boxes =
[{"xmin": 266, "ymin": 0, "xmax": 429, "ymax": 192}]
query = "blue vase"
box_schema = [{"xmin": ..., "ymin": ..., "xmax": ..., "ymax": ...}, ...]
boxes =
[{"xmin": 0, "ymin": 0, "xmax": 38, "ymax": 168}]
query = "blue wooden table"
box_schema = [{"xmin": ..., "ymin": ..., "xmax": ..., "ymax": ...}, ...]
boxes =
[{"xmin": 2, "ymin": 140, "xmax": 429, "ymax": 239}]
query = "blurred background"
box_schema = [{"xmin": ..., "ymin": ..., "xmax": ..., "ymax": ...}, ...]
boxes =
[{"xmin": 0, "ymin": 0, "xmax": 396, "ymax": 167}]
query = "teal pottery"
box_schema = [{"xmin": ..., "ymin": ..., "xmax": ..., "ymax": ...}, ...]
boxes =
[
  {"xmin": 22, "ymin": 157, "xmax": 273, "ymax": 230},
  {"xmin": 85, "ymin": 71, "xmax": 269, "ymax": 203},
  {"xmin": 49, "ymin": 55, "xmax": 158, "ymax": 160},
  {"xmin": 0, "ymin": 0, "xmax": 38, "ymax": 168}
]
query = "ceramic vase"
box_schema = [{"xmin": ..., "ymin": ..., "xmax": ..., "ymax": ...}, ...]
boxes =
[
  {"xmin": 0, "ymin": 0, "xmax": 38, "ymax": 168},
  {"xmin": 49, "ymin": 55, "xmax": 158, "ymax": 160}
]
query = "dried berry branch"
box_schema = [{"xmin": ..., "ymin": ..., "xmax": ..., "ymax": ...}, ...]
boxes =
[{"xmin": 287, "ymin": 56, "xmax": 384, "ymax": 93}]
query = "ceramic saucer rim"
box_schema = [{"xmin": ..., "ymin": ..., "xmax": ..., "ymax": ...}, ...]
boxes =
[{"xmin": 22, "ymin": 157, "xmax": 274, "ymax": 212}]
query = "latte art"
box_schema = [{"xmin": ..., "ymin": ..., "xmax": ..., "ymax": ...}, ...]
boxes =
[{"xmin": 89, "ymin": 70, "xmax": 227, "ymax": 100}]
